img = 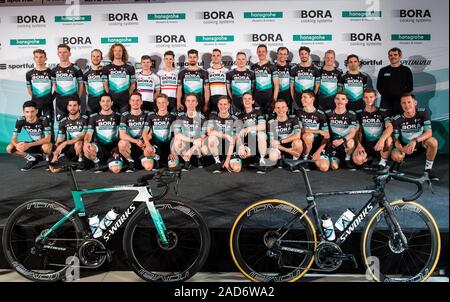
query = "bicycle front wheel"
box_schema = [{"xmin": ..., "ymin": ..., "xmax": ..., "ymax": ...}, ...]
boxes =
[
  {"xmin": 362, "ymin": 200, "xmax": 441, "ymax": 282},
  {"xmin": 2, "ymin": 199, "xmax": 84, "ymax": 282},
  {"xmin": 230, "ymin": 199, "xmax": 317, "ymax": 282},
  {"xmin": 123, "ymin": 200, "xmax": 211, "ymax": 282}
]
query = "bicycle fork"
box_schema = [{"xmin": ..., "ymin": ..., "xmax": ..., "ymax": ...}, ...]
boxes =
[
  {"xmin": 145, "ymin": 201, "xmax": 169, "ymax": 245},
  {"xmin": 380, "ymin": 199, "xmax": 409, "ymax": 249}
]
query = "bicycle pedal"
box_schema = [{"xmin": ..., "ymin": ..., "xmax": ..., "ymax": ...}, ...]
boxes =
[
  {"xmin": 345, "ymin": 254, "xmax": 358, "ymax": 269},
  {"xmin": 106, "ymin": 250, "xmax": 114, "ymax": 263}
]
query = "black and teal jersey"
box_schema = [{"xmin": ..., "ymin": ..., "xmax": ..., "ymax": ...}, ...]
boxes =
[
  {"xmin": 119, "ymin": 111, "xmax": 147, "ymax": 139},
  {"xmin": 267, "ymin": 117, "xmax": 301, "ymax": 141},
  {"xmin": 251, "ymin": 62, "xmax": 276, "ymax": 92},
  {"xmin": 177, "ymin": 68, "xmax": 209, "ymax": 96},
  {"xmin": 13, "ymin": 116, "xmax": 51, "ymax": 142},
  {"xmin": 392, "ymin": 109, "xmax": 431, "ymax": 144},
  {"xmin": 87, "ymin": 112, "xmax": 121, "ymax": 144},
  {"xmin": 57, "ymin": 115, "xmax": 88, "ymax": 140},
  {"xmin": 83, "ymin": 68, "xmax": 105, "ymax": 98},
  {"xmin": 102, "ymin": 63, "xmax": 136, "ymax": 95},
  {"xmin": 144, "ymin": 112, "xmax": 176, "ymax": 143},
  {"xmin": 26, "ymin": 68, "xmax": 53, "ymax": 103},
  {"xmin": 338, "ymin": 72, "xmax": 368, "ymax": 103},
  {"xmin": 296, "ymin": 108, "xmax": 329, "ymax": 138},
  {"xmin": 173, "ymin": 112, "xmax": 207, "ymax": 138},
  {"xmin": 273, "ymin": 63, "xmax": 292, "ymax": 99},
  {"xmin": 356, "ymin": 108, "xmax": 391, "ymax": 142},
  {"xmin": 290, "ymin": 64, "xmax": 320, "ymax": 100},
  {"xmin": 317, "ymin": 68, "xmax": 343, "ymax": 99},
  {"xmin": 325, "ymin": 109, "xmax": 358, "ymax": 139},
  {"xmin": 236, "ymin": 109, "xmax": 265, "ymax": 136},
  {"xmin": 226, "ymin": 69, "xmax": 255, "ymax": 97},
  {"xmin": 51, "ymin": 63, "xmax": 83, "ymax": 98},
  {"xmin": 207, "ymin": 113, "xmax": 238, "ymax": 136}
]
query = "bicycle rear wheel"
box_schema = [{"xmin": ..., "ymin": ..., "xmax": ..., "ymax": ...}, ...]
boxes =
[
  {"xmin": 123, "ymin": 200, "xmax": 210, "ymax": 282},
  {"xmin": 230, "ymin": 199, "xmax": 317, "ymax": 282},
  {"xmin": 362, "ymin": 200, "xmax": 441, "ymax": 282},
  {"xmin": 2, "ymin": 199, "xmax": 84, "ymax": 282}
]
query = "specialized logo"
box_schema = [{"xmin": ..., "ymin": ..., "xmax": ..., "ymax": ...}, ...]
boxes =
[
  {"xmin": 297, "ymin": 10, "xmax": 333, "ymax": 23},
  {"xmin": 338, "ymin": 203, "xmax": 374, "ymax": 242},
  {"xmin": 393, "ymin": 9, "xmax": 431, "ymax": 23}
]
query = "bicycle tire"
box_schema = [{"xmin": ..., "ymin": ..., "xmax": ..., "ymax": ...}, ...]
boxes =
[
  {"xmin": 123, "ymin": 200, "xmax": 211, "ymax": 282},
  {"xmin": 2, "ymin": 199, "xmax": 85, "ymax": 282},
  {"xmin": 362, "ymin": 200, "xmax": 441, "ymax": 282},
  {"xmin": 230, "ymin": 199, "xmax": 317, "ymax": 282}
]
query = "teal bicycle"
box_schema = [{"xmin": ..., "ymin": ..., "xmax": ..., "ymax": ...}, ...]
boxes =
[{"xmin": 2, "ymin": 163, "xmax": 211, "ymax": 282}]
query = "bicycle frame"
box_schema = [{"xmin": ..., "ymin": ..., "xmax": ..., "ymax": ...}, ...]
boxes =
[{"xmin": 37, "ymin": 168, "xmax": 170, "ymax": 245}]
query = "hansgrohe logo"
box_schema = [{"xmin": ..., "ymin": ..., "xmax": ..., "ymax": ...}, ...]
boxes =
[
  {"xmin": 244, "ymin": 12, "xmax": 283, "ymax": 18},
  {"xmin": 55, "ymin": 15, "xmax": 92, "ymax": 22},
  {"xmin": 195, "ymin": 35, "xmax": 234, "ymax": 42},
  {"xmin": 293, "ymin": 35, "xmax": 333, "ymax": 41},
  {"xmin": 101, "ymin": 37, "xmax": 139, "ymax": 44},
  {"xmin": 148, "ymin": 13, "xmax": 186, "ymax": 20},
  {"xmin": 342, "ymin": 11, "xmax": 382, "ymax": 18},
  {"xmin": 10, "ymin": 39, "xmax": 46, "ymax": 46},
  {"xmin": 391, "ymin": 34, "xmax": 431, "ymax": 41}
]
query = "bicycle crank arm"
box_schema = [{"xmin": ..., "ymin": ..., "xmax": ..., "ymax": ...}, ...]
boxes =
[
  {"xmin": 328, "ymin": 253, "xmax": 358, "ymax": 269},
  {"xmin": 280, "ymin": 246, "xmax": 314, "ymax": 255}
]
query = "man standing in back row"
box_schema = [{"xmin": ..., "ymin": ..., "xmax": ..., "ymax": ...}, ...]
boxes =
[{"xmin": 377, "ymin": 47, "xmax": 413, "ymax": 116}]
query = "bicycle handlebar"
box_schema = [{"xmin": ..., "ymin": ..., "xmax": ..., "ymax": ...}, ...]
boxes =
[
  {"xmin": 392, "ymin": 172, "xmax": 430, "ymax": 202},
  {"xmin": 136, "ymin": 167, "xmax": 182, "ymax": 187}
]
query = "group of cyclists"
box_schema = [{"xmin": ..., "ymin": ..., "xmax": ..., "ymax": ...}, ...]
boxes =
[{"xmin": 6, "ymin": 43, "xmax": 439, "ymax": 180}]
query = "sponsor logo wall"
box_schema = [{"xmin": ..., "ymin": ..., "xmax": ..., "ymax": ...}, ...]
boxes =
[{"xmin": 0, "ymin": 0, "xmax": 448, "ymax": 153}]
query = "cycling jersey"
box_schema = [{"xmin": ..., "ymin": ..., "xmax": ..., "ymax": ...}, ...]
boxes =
[
  {"xmin": 136, "ymin": 72, "xmax": 160, "ymax": 103},
  {"xmin": 178, "ymin": 68, "xmax": 209, "ymax": 99},
  {"xmin": 26, "ymin": 68, "xmax": 53, "ymax": 104},
  {"xmin": 392, "ymin": 108, "xmax": 431, "ymax": 145},
  {"xmin": 356, "ymin": 108, "xmax": 391, "ymax": 142},
  {"xmin": 13, "ymin": 116, "xmax": 51, "ymax": 142},
  {"xmin": 83, "ymin": 67, "xmax": 104, "ymax": 114},
  {"xmin": 119, "ymin": 111, "xmax": 147, "ymax": 139},
  {"xmin": 207, "ymin": 114, "xmax": 238, "ymax": 136},
  {"xmin": 226, "ymin": 69, "xmax": 255, "ymax": 111},
  {"xmin": 338, "ymin": 72, "xmax": 368, "ymax": 111},
  {"xmin": 273, "ymin": 63, "xmax": 292, "ymax": 102},
  {"xmin": 144, "ymin": 112, "xmax": 176, "ymax": 143},
  {"xmin": 207, "ymin": 65, "xmax": 228, "ymax": 97},
  {"xmin": 236, "ymin": 109, "xmax": 265, "ymax": 136},
  {"xmin": 296, "ymin": 108, "xmax": 329, "ymax": 138},
  {"xmin": 267, "ymin": 117, "xmax": 301, "ymax": 141},
  {"xmin": 51, "ymin": 63, "xmax": 83, "ymax": 98},
  {"xmin": 87, "ymin": 112, "xmax": 121, "ymax": 144},
  {"xmin": 57, "ymin": 115, "xmax": 88, "ymax": 140},
  {"xmin": 157, "ymin": 69, "xmax": 178, "ymax": 99},
  {"xmin": 325, "ymin": 109, "xmax": 358, "ymax": 139},
  {"xmin": 173, "ymin": 112, "xmax": 207, "ymax": 138},
  {"xmin": 317, "ymin": 68, "xmax": 343, "ymax": 111},
  {"xmin": 290, "ymin": 64, "xmax": 320, "ymax": 106},
  {"xmin": 102, "ymin": 63, "xmax": 136, "ymax": 95}
]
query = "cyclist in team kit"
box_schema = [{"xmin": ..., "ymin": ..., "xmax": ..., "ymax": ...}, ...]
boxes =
[
  {"xmin": 49, "ymin": 98, "xmax": 88, "ymax": 173},
  {"xmin": 83, "ymin": 94, "xmax": 122, "ymax": 173},
  {"xmin": 172, "ymin": 93, "xmax": 207, "ymax": 171},
  {"xmin": 296, "ymin": 90, "xmax": 330, "ymax": 170},
  {"xmin": 135, "ymin": 55, "xmax": 160, "ymax": 112},
  {"xmin": 338, "ymin": 54, "xmax": 369, "ymax": 112},
  {"xmin": 273, "ymin": 46, "xmax": 293, "ymax": 110},
  {"xmin": 177, "ymin": 49, "xmax": 210, "ymax": 113},
  {"xmin": 227, "ymin": 52, "xmax": 255, "ymax": 114},
  {"xmin": 206, "ymin": 96, "xmax": 241, "ymax": 173},
  {"xmin": 207, "ymin": 48, "xmax": 229, "ymax": 115},
  {"xmin": 7, "ymin": 101, "xmax": 52, "ymax": 171},
  {"xmin": 157, "ymin": 50, "xmax": 178, "ymax": 113},
  {"xmin": 26, "ymin": 49, "xmax": 54, "ymax": 124},
  {"xmin": 352, "ymin": 88, "xmax": 393, "ymax": 170},
  {"xmin": 118, "ymin": 92, "xmax": 149, "ymax": 172},
  {"xmin": 290, "ymin": 46, "xmax": 320, "ymax": 111},
  {"xmin": 102, "ymin": 43, "xmax": 136, "ymax": 113},
  {"xmin": 235, "ymin": 92, "xmax": 268, "ymax": 173},
  {"xmin": 51, "ymin": 44, "xmax": 84, "ymax": 122},
  {"xmin": 316, "ymin": 49, "xmax": 343, "ymax": 111},
  {"xmin": 142, "ymin": 93, "xmax": 177, "ymax": 170},
  {"xmin": 251, "ymin": 44, "xmax": 276, "ymax": 115},
  {"xmin": 391, "ymin": 93, "xmax": 439, "ymax": 180},
  {"xmin": 267, "ymin": 99, "xmax": 303, "ymax": 172},
  {"xmin": 83, "ymin": 49, "xmax": 105, "ymax": 115},
  {"xmin": 318, "ymin": 91, "xmax": 358, "ymax": 172}
]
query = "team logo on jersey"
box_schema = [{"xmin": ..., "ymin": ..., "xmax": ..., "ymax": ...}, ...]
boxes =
[{"xmin": 393, "ymin": 9, "xmax": 432, "ymax": 23}]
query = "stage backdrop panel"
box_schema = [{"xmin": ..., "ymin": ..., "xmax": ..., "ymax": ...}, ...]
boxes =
[{"xmin": 0, "ymin": 0, "xmax": 448, "ymax": 153}]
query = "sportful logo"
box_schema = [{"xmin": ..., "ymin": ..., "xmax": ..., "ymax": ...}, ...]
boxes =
[
  {"xmin": 0, "ymin": 63, "xmax": 6, "ymax": 70},
  {"xmin": 101, "ymin": 37, "xmax": 139, "ymax": 44}
]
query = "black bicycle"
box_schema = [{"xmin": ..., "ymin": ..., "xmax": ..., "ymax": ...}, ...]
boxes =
[
  {"xmin": 230, "ymin": 159, "xmax": 441, "ymax": 282},
  {"xmin": 2, "ymin": 162, "xmax": 211, "ymax": 282}
]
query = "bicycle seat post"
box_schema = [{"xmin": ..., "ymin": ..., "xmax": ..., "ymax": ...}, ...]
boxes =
[
  {"xmin": 301, "ymin": 168, "xmax": 314, "ymax": 197},
  {"xmin": 67, "ymin": 167, "xmax": 80, "ymax": 191}
]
